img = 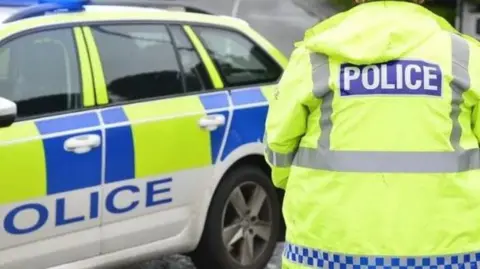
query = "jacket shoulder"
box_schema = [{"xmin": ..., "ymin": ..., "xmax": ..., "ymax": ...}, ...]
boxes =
[{"xmin": 455, "ymin": 32, "xmax": 480, "ymax": 48}]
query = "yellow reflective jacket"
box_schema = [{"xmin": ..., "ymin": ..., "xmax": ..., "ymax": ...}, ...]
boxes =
[{"xmin": 264, "ymin": 1, "xmax": 480, "ymax": 268}]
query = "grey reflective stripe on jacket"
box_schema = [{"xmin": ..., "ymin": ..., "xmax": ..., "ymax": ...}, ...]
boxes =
[
  {"xmin": 264, "ymin": 132, "xmax": 296, "ymax": 167},
  {"xmin": 265, "ymin": 147, "xmax": 295, "ymax": 167},
  {"xmin": 290, "ymin": 33, "xmax": 479, "ymax": 173},
  {"xmin": 264, "ymin": 53, "xmax": 332, "ymax": 168}
]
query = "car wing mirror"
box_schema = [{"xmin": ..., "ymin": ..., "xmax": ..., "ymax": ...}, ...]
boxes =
[{"xmin": 0, "ymin": 97, "xmax": 16, "ymax": 128}]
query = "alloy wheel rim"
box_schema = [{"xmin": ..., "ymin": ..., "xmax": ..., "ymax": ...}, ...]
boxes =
[{"xmin": 221, "ymin": 181, "xmax": 273, "ymax": 266}]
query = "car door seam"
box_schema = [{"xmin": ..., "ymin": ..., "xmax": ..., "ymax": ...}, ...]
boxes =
[{"xmin": 215, "ymin": 92, "xmax": 234, "ymax": 164}]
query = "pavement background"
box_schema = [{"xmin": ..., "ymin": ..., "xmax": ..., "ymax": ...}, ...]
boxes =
[{"xmin": 118, "ymin": 0, "xmax": 338, "ymax": 268}]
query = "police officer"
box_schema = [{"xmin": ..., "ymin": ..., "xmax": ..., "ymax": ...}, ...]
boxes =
[{"xmin": 264, "ymin": 0, "xmax": 480, "ymax": 268}]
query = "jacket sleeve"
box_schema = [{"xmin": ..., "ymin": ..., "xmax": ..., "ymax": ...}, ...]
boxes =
[
  {"xmin": 468, "ymin": 39, "xmax": 480, "ymax": 142},
  {"xmin": 264, "ymin": 46, "xmax": 315, "ymax": 189},
  {"xmin": 473, "ymin": 105, "xmax": 480, "ymax": 142}
]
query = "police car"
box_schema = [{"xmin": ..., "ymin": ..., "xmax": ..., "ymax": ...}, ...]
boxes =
[{"xmin": 0, "ymin": 0, "xmax": 288, "ymax": 268}]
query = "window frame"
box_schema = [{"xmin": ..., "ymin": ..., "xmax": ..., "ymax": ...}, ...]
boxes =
[
  {"xmin": 167, "ymin": 24, "xmax": 188, "ymax": 94},
  {"xmin": 0, "ymin": 25, "xmax": 85, "ymax": 122},
  {"xmin": 87, "ymin": 22, "xmax": 211, "ymax": 107},
  {"xmin": 190, "ymin": 24, "xmax": 284, "ymax": 90},
  {"xmin": 81, "ymin": 20, "xmax": 284, "ymax": 110},
  {"xmin": 2, "ymin": 19, "xmax": 284, "ymax": 113},
  {"xmin": 168, "ymin": 23, "xmax": 213, "ymax": 92}
]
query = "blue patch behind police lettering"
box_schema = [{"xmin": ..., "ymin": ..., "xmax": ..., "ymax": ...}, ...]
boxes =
[{"xmin": 339, "ymin": 60, "xmax": 442, "ymax": 97}]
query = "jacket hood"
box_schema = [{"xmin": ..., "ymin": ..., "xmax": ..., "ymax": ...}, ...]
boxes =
[{"xmin": 300, "ymin": 1, "xmax": 457, "ymax": 65}]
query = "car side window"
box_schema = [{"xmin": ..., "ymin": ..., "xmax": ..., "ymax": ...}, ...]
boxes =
[
  {"xmin": 169, "ymin": 25, "xmax": 213, "ymax": 92},
  {"xmin": 0, "ymin": 28, "xmax": 81, "ymax": 119},
  {"xmin": 91, "ymin": 24, "xmax": 184, "ymax": 104},
  {"xmin": 192, "ymin": 26, "xmax": 282, "ymax": 88}
]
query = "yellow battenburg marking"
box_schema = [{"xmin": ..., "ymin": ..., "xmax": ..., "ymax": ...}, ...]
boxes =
[
  {"xmin": 82, "ymin": 27, "xmax": 109, "ymax": 105},
  {"xmin": 183, "ymin": 25, "xmax": 224, "ymax": 89},
  {"xmin": 0, "ymin": 122, "xmax": 46, "ymax": 205},
  {"xmin": 74, "ymin": 27, "xmax": 95, "ymax": 107},
  {"xmin": 123, "ymin": 96, "xmax": 211, "ymax": 178}
]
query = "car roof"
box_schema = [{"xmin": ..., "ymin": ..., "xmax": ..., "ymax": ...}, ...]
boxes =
[{"xmin": 0, "ymin": 3, "xmax": 250, "ymax": 31}]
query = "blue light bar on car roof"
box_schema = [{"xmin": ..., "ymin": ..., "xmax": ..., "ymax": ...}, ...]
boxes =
[
  {"xmin": 39, "ymin": 0, "xmax": 89, "ymax": 6},
  {"xmin": 0, "ymin": 0, "xmax": 36, "ymax": 6},
  {"xmin": 0, "ymin": 0, "xmax": 88, "ymax": 6},
  {"xmin": 1, "ymin": 0, "xmax": 90, "ymax": 23}
]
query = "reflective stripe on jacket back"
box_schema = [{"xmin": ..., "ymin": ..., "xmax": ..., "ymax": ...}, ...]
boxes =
[{"xmin": 267, "ymin": 33, "xmax": 479, "ymax": 173}]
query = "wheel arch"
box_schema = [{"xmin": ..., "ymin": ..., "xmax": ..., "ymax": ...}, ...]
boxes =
[
  {"xmin": 189, "ymin": 153, "xmax": 286, "ymax": 257},
  {"xmin": 215, "ymin": 154, "xmax": 286, "ymax": 242}
]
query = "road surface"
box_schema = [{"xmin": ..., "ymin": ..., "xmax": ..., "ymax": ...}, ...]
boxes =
[{"xmin": 122, "ymin": 243, "xmax": 284, "ymax": 269}]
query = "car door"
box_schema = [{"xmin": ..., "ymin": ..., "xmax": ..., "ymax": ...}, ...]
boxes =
[
  {"xmin": 0, "ymin": 27, "xmax": 102, "ymax": 269},
  {"xmin": 83, "ymin": 23, "xmax": 229, "ymax": 253},
  {"xmin": 188, "ymin": 25, "xmax": 284, "ymax": 162}
]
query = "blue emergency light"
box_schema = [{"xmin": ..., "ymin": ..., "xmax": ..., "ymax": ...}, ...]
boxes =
[
  {"xmin": 0, "ymin": 0, "xmax": 37, "ymax": 6},
  {"xmin": 0, "ymin": 0, "xmax": 90, "ymax": 23}
]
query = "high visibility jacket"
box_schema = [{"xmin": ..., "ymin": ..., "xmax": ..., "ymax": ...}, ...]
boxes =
[{"xmin": 264, "ymin": 1, "xmax": 480, "ymax": 268}]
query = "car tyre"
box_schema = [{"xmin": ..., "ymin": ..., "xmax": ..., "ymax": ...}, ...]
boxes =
[{"xmin": 190, "ymin": 165, "xmax": 280, "ymax": 269}]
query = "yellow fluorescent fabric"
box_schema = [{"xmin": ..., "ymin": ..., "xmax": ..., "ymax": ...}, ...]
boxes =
[
  {"xmin": 260, "ymin": 84, "xmax": 278, "ymax": 102},
  {"xmin": 264, "ymin": 46, "xmax": 316, "ymax": 189},
  {"xmin": 469, "ymin": 36, "xmax": 480, "ymax": 143},
  {"xmin": 0, "ymin": 122, "xmax": 46, "ymax": 205},
  {"xmin": 264, "ymin": 1, "xmax": 480, "ymax": 267},
  {"xmin": 285, "ymin": 168, "xmax": 480, "ymax": 255},
  {"xmin": 123, "ymin": 96, "xmax": 211, "ymax": 178}
]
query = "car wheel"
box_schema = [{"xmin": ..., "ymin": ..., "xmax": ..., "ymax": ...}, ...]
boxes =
[{"xmin": 190, "ymin": 165, "xmax": 280, "ymax": 269}]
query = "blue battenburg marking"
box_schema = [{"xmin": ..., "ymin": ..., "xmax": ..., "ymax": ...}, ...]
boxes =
[
  {"xmin": 230, "ymin": 87, "xmax": 267, "ymax": 106},
  {"xmin": 199, "ymin": 92, "xmax": 230, "ymax": 164},
  {"xmin": 35, "ymin": 112, "xmax": 100, "ymax": 135},
  {"xmin": 104, "ymin": 126, "xmax": 135, "ymax": 183},
  {"xmin": 340, "ymin": 60, "xmax": 443, "ymax": 97},
  {"xmin": 101, "ymin": 107, "xmax": 129, "ymax": 125},
  {"xmin": 221, "ymin": 87, "xmax": 268, "ymax": 161},
  {"xmin": 199, "ymin": 92, "xmax": 229, "ymax": 110},
  {"xmin": 101, "ymin": 107, "xmax": 135, "ymax": 183},
  {"xmin": 36, "ymin": 112, "xmax": 102, "ymax": 195},
  {"xmin": 44, "ymin": 130, "xmax": 102, "ymax": 194}
]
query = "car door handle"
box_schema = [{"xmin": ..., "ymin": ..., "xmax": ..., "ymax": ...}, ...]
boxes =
[
  {"xmin": 198, "ymin": 114, "xmax": 226, "ymax": 131},
  {"xmin": 64, "ymin": 134, "xmax": 101, "ymax": 154}
]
